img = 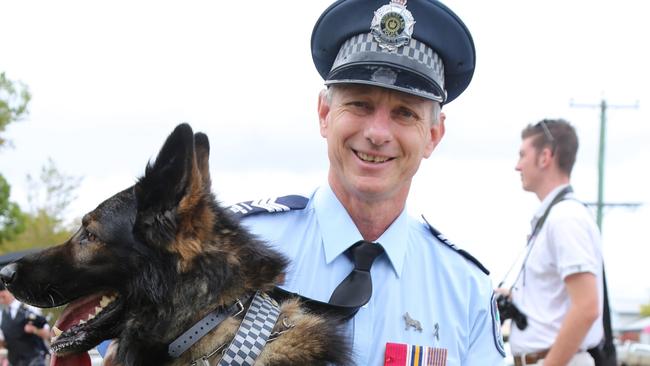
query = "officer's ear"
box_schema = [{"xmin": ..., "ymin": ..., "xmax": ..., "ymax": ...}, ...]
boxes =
[
  {"xmin": 318, "ymin": 89, "xmax": 331, "ymax": 138},
  {"xmin": 424, "ymin": 110, "xmax": 445, "ymax": 158}
]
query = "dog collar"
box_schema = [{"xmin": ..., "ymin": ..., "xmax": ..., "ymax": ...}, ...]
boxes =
[{"xmin": 167, "ymin": 293, "xmax": 252, "ymax": 358}]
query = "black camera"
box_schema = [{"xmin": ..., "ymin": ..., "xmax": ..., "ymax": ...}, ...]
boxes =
[
  {"xmin": 24, "ymin": 311, "xmax": 49, "ymax": 329},
  {"xmin": 496, "ymin": 294, "xmax": 528, "ymax": 330}
]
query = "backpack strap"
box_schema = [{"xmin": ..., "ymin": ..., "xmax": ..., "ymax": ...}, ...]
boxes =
[{"xmin": 421, "ymin": 215, "xmax": 489, "ymax": 275}]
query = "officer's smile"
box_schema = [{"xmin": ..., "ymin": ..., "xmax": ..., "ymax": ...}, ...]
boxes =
[{"xmin": 354, "ymin": 149, "xmax": 393, "ymax": 164}]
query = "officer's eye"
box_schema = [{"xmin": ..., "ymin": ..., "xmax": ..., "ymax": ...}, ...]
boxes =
[
  {"xmin": 394, "ymin": 107, "xmax": 419, "ymax": 122},
  {"xmin": 346, "ymin": 101, "xmax": 372, "ymax": 113}
]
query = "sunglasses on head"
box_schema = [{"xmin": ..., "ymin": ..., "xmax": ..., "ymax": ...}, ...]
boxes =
[{"xmin": 536, "ymin": 120, "xmax": 556, "ymax": 154}]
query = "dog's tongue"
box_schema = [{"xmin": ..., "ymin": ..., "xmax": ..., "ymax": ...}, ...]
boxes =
[
  {"xmin": 50, "ymin": 294, "xmax": 105, "ymax": 366},
  {"xmin": 51, "ymin": 353, "xmax": 91, "ymax": 366},
  {"xmin": 55, "ymin": 293, "xmax": 104, "ymax": 332}
]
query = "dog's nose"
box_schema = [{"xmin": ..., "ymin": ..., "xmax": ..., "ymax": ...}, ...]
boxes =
[{"xmin": 0, "ymin": 263, "xmax": 18, "ymax": 287}]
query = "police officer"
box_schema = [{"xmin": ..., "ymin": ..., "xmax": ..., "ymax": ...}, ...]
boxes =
[
  {"xmin": 232, "ymin": 0, "xmax": 506, "ymax": 364},
  {"xmin": 0, "ymin": 282, "xmax": 50, "ymax": 366}
]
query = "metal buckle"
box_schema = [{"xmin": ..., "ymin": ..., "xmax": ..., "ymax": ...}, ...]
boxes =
[
  {"xmin": 189, "ymin": 297, "xmax": 247, "ymax": 365},
  {"xmin": 513, "ymin": 354, "xmax": 527, "ymax": 366},
  {"xmin": 190, "ymin": 342, "xmax": 228, "ymax": 366},
  {"xmin": 190, "ymin": 357, "xmax": 210, "ymax": 366},
  {"xmin": 232, "ymin": 299, "xmax": 245, "ymax": 317},
  {"xmin": 268, "ymin": 317, "xmax": 295, "ymax": 342}
]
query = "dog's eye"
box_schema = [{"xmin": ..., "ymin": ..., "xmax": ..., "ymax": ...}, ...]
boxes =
[{"xmin": 80, "ymin": 230, "xmax": 98, "ymax": 245}]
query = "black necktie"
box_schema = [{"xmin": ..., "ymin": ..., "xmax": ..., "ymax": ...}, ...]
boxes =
[{"xmin": 328, "ymin": 240, "xmax": 384, "ymax": 308}]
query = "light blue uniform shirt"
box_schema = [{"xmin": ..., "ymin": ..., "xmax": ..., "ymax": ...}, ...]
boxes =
[{"xmin": 239, "ymin": 185, "xmax": 505, "ymax": 365}]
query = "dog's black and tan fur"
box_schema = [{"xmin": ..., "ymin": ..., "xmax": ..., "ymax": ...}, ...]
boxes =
[{"xmin": 0, "ymin": 124, "xmax": 351, "ymax": 365}]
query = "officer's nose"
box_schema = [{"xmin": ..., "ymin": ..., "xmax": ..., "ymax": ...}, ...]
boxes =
[
  {"xmin": 0, "ymin": 263, "xmax": 18, "ymax": 287},
  {"xmin": 364, "ymin": 110, "xmax": 392, "ymax": 146}
]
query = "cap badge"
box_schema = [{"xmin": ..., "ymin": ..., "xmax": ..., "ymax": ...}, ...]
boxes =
[{"xmin": 370, "ymin": 0, "xmax": 415, "ymax": 52}]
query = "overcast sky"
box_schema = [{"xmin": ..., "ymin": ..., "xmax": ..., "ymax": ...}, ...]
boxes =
[{"xmin": 1, "ymin": 0, "xmax": 649, "ymax": 319}]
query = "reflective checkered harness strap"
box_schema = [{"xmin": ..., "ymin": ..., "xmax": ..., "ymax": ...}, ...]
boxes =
[{"xmin": 217, "ymin": 291, "xmax": 281, "ymax": 366}]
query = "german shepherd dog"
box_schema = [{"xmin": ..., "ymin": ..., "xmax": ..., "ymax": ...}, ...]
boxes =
[{"xmin": 0, "ymin": 124, "xmax": 351, "ymax": 365}]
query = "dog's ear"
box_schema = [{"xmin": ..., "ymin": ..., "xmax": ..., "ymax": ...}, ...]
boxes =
[
  {"xmin": 135, "ymin": 123, "xmax": 206, "ymax": 247},
  {"xmin": 136, "ymin": 123, "xmax": 194, "ymax": 212},
  {"xmin": 194, "ymin": 132, "xmax": 211, "ymax": 188}
]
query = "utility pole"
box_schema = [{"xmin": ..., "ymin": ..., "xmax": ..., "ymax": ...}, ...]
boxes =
[{"xmin": 570, "ymin": 98, "xmax": 640, "ymax": 230}]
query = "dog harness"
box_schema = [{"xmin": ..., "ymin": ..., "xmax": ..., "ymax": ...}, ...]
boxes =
[
  {"xmin": 217, "ymin": 291, "xmax": 281, "ymax": 366},
  {"xmin": 168, "ymin": 291, "xmax": 283, "ymax": 366}
]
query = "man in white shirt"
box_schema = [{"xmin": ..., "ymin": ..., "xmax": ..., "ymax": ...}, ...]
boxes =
[{"xmin": 502, "ymin": 119, "xmax": 604, "ymax": 366}]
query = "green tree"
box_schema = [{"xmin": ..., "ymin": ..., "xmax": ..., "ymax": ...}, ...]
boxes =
[
  {"xmin": 3, "ymin": 159, "xmax": 82, "ymax": 252},
  {"xmin": 1, "ymin": 71, "xmax": 31, "ymax": 148},
  {"xmin": 0, "ymin": 71, "xmax": 31, "ymax": 247},
  {"xmin": 0, "ymin": 175, "xmax": 26, "ymax": 244}
]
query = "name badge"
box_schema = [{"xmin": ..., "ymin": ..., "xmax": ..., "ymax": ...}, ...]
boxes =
[{"xmin": 384, "ymin": 342, "xmax": 447, "ymax": 366}]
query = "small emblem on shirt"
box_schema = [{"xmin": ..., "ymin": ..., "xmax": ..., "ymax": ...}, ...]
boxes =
[
  {"xmin": 385, "ymin": 342, "xmax": 447, "ymax": 366},
  {"xmin": 227, "ymin": 195, "xmax": 308, "ymax": 219},
  {"xmin": 403, "ymin": 312, "xmax": 422, "ymax": 332},
  {"xmin": 433, "ymin": 322, "xmax": 439, "ymax": 341}
]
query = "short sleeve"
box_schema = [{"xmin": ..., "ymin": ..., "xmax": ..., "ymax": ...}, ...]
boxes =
[
  {"xmin": 463, "ymin": 279, "xmax": 507, "ymax": 365},
  {"xmin": 546, "ymin": 202, "xmax": 601, "ymax": 280}
]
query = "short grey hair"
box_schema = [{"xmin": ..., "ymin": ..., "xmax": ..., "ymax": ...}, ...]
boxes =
[{"xmin": 325, "ymin": 85, "xmax": 441, "ymax": 125}]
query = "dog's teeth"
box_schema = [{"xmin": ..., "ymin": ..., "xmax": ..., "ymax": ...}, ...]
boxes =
[
  {"xmin": 53, "ymin": 326, "xmax": 63, "ymax": 336},
  {"xmin": 79, "ymin": 319, "xmax": 86, "ymax": 324},
  {"xmin": 100, "ymin": 295, "xmax": 113, "ymax": 307},
  {"xmin": 88, "ymin": 313, "xmax": 95, "ymax": 320},
  {"xmin": 95, "ymin": 306, "xmax": 103, "ymax": 314}
]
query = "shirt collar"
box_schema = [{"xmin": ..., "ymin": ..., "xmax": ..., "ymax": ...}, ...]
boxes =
[
  {"xmin": 314, "ymin": 184, "xmax": 408, "ymax": 278},
  {"xmin": 9, "ymin": 299, "xmax": 21, "ymax": 318}
]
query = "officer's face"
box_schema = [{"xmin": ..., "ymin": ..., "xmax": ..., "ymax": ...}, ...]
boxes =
[
  {"xmin": 515, "ymin": 136, "xmax": 545, "ymax": 193},
  {"xmin": 318, "ymin": 85, "xmax": 443, "ymax": 202}
]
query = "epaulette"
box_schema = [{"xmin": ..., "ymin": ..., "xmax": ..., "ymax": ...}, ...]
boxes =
[
  {"xmin": 421, "ymin": 215, "xmax": 489, "ymax": 275},
  {"xmin": 227, "ymin": 195, "xmax": 309, "ymax": 219}
]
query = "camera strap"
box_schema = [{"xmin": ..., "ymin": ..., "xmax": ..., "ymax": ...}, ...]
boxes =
[{"xmin": 500, "ymin": 185, "xmax": 573, "ymax": 290}]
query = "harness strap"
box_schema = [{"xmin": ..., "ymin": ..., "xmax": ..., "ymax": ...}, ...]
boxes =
[
  {"xmin": 218, "ymin": 291, "xmax": 281, "ymax": 366},
  {"xmin": 167, "ymin": 294, "xmax": 251, "ymax": 358},
  {"xmin": 271, "ymin": 286, "xmax": 359, "ymax": 321}
]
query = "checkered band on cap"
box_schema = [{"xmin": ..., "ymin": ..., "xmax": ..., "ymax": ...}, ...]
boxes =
[
  {"xmin": 218, "ymin": 292, "xmax": 280, "ymax": 366},
  {"xmin": 328, "ymin": 32, "xmax": 445, "ymax": 99}
]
